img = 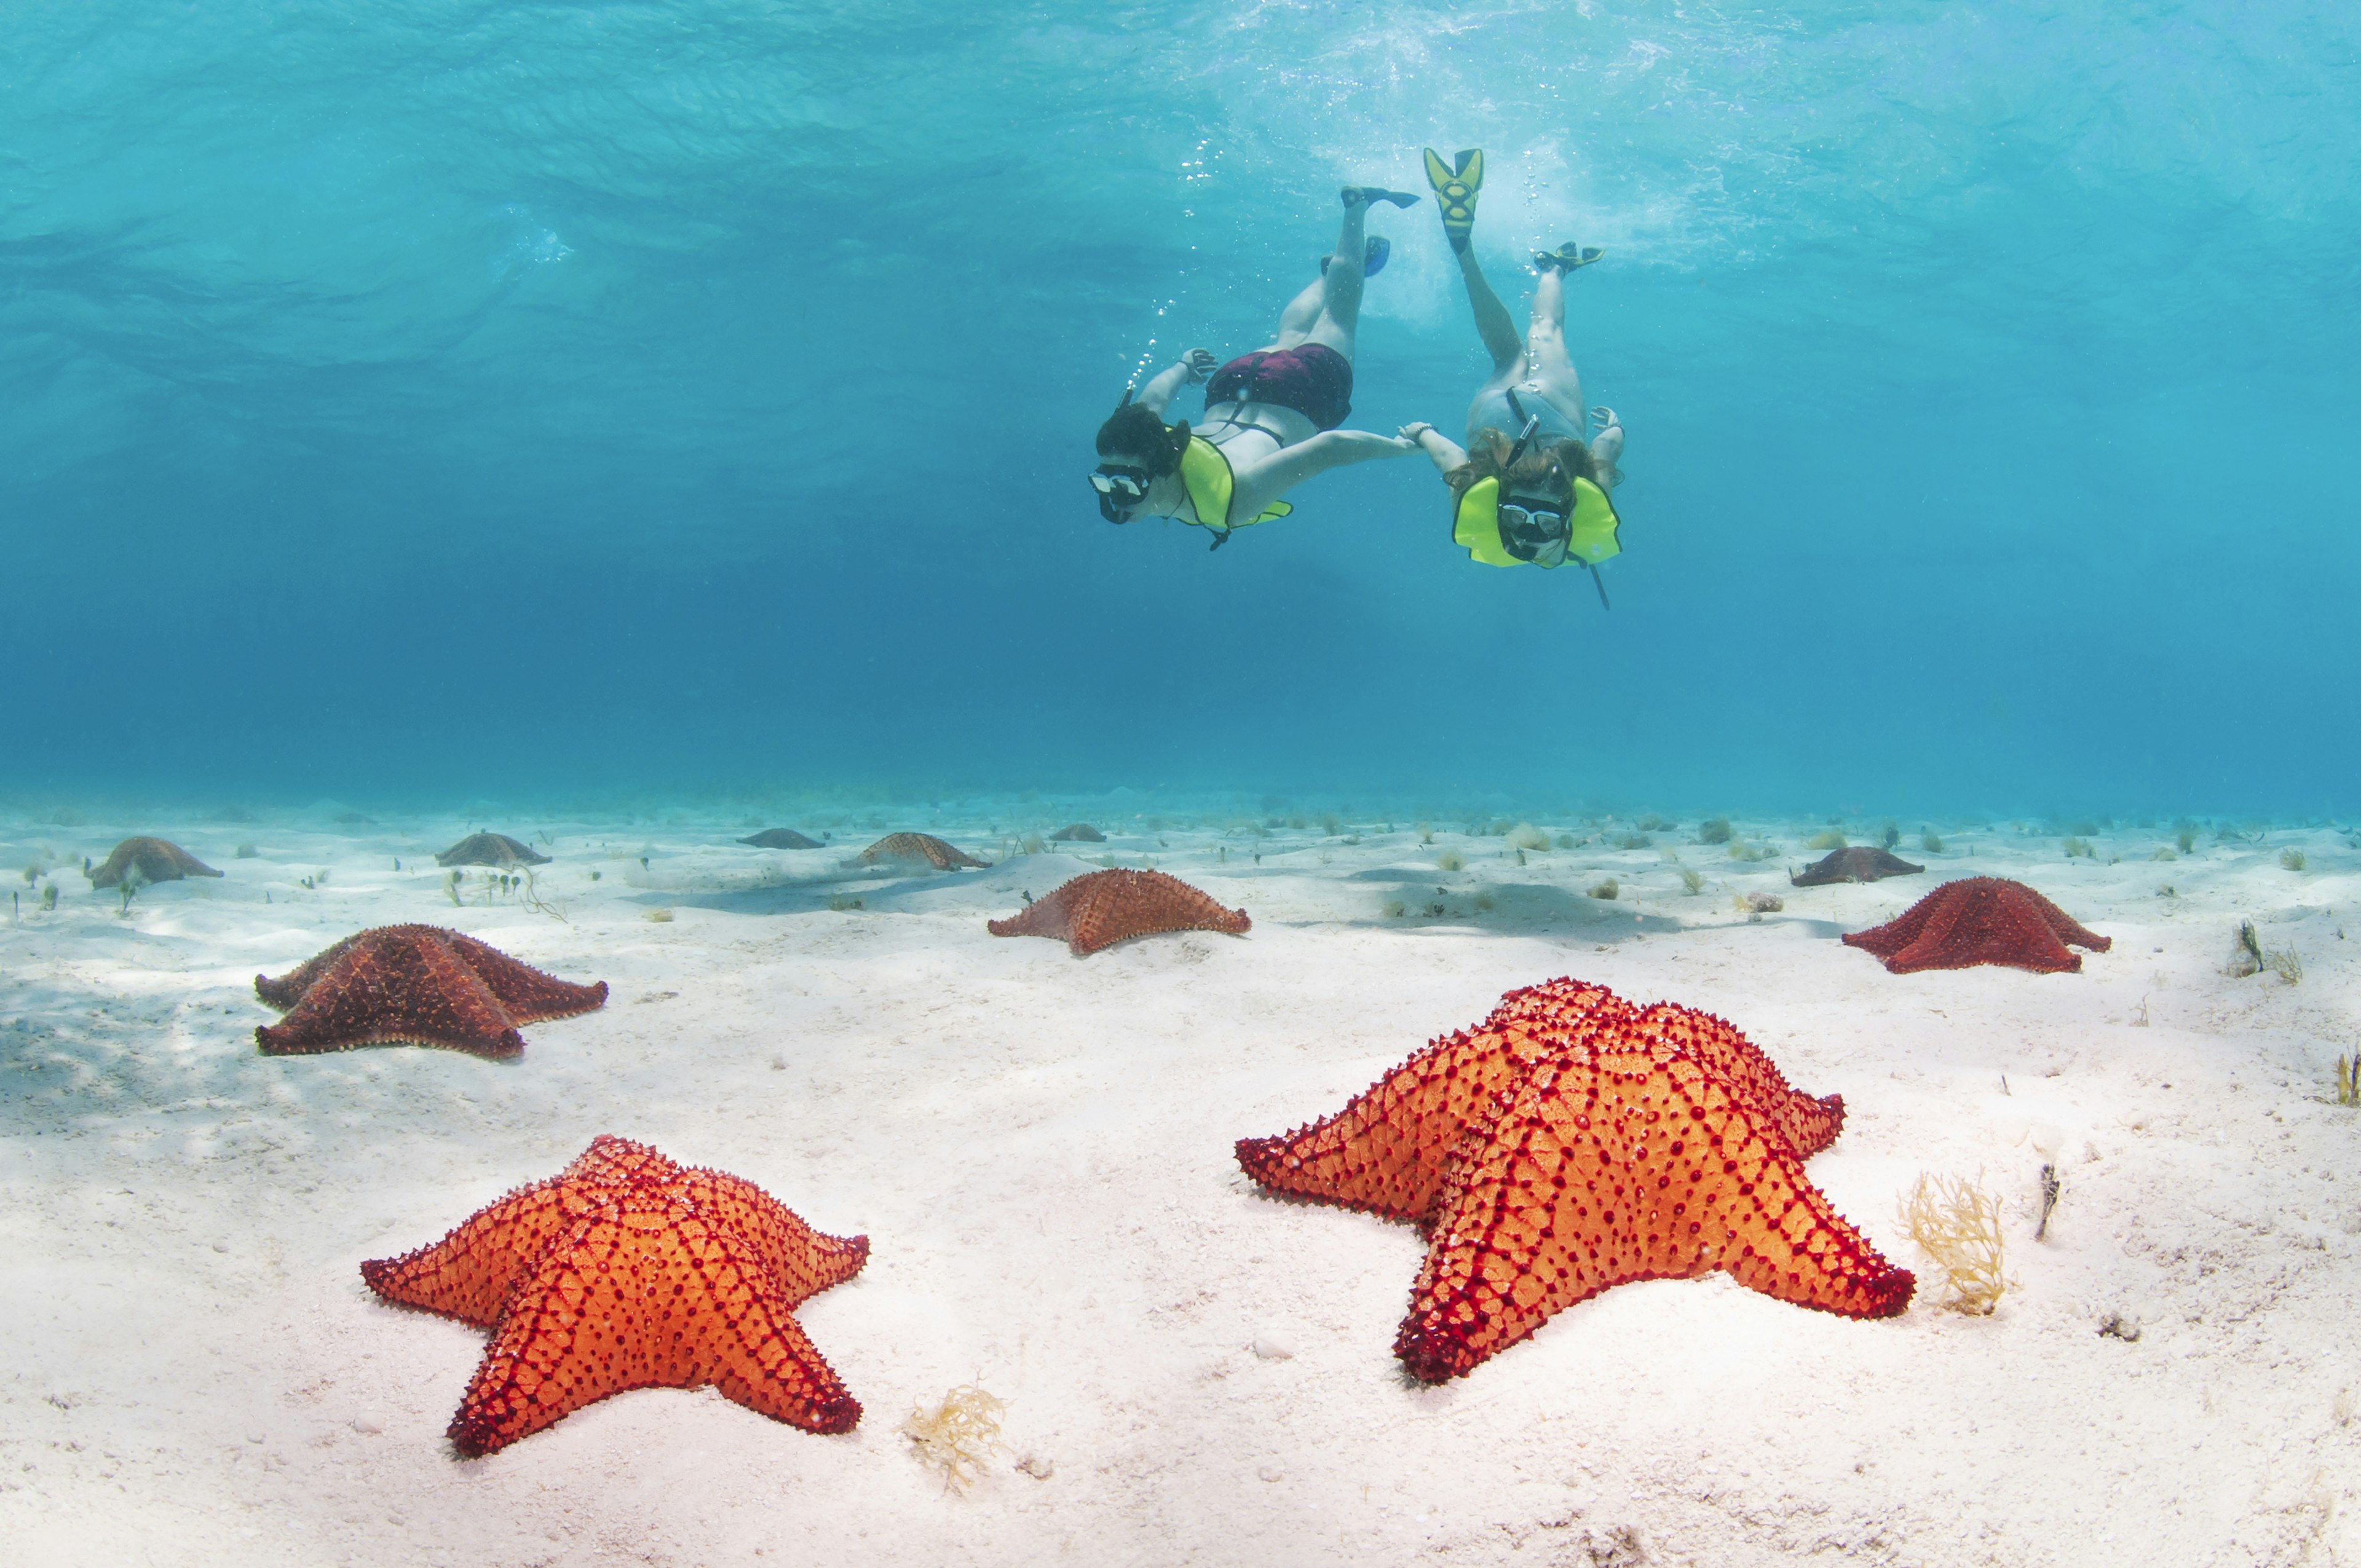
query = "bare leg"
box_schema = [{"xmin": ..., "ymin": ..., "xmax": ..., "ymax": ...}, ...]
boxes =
[
  {"xmin": 1521, "ymin": 266, "xmax": 1589, "ymax": 437},
  {"xmin": 1456, "ymin": 248, "xmax": 1524, "ymax": 374},
  {"xmin": 1272, "ymin": 200, "xmax": 1368, "ymax": 357}
]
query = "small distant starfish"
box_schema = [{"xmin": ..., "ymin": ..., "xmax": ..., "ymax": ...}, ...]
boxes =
[
  {"xmin": 989, "ymin": 869, "xmax": 1250, "ymax": 956},
  {"xmin": 435, "ymin": 833, "xmax": 550, "ymax": 869},
  {"xmin": 1790, "ymin": 846, "xmax": 1924, "ymax": 886},
  {"xmin": 87, "ymin": 837, "xmax": 223, "ymax": 888},
  {"xmin": 740, "ymin": 828, "xmax": 821, "ymax": 849},
  {"xmin": 859, "ymin": 832, "xmax": 986, "ymax": 870}
]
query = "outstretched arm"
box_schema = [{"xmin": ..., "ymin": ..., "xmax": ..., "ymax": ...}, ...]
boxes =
[
  {"xmin": 1228, "ymin": 428, "xmax": 1416, "ymax": 519},
  {"xmin": 1135, "ymin": 349, "xmax": 1219, "ymax": 416},
  {"xmin": 1401, "ymin": 422, "xmax": 1468, "ymax": 477}
]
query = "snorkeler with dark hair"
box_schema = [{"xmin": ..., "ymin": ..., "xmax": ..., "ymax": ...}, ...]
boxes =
[
  {"xmin": 1400, "ymin": 148, "xmax": 1629, "ymax": 602},
  {"xmin": 1089, "ymin": 186, "xmax": 1426, "ymax": 550}
]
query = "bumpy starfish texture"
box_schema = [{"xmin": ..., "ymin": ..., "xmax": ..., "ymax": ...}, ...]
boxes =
[
  {"xmin": 988, "ymin": 869, "xmax": 1251, "ymax": 956},
  {"xmin": 740, "ymin": 827, "xmax": 821, "ymax": 849},
  {"xmin": 87, "ymin": 837, "xmax": 223, "ymax": 887},
  {"xmin": 1790, "ymin": 846, "xmax": 1924, "ymax": 886},
  {"xmin": 253, "ymin": 924, "xmax": 607, "ymax": 1058},
  {"xmin": 1842, "ymin": 877, "xmax": 2111, "ymax": 974},
  {"xmin": 1238, "ymin": 977, "xmax": 1911, "ymax": 1381},
  {"xmin": 860, "ymin": 832, "xmax": 986, "ymax": 870},
  {"xmin": 1046, "ymin": 823, "xmax": 1105, "ymax": 842},
  {"xmin": 363, "ymin": 1135, "xmax": 866, "ymax": 1455},
  {"xmin": 435, "ymin": 832, "xmax": 550, "ymax": 868}
]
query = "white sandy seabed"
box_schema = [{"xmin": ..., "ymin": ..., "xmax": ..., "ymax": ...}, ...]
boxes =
[{"xmin": 2, "ymin": 799, "xmax": 2357, "ymax": 1568}]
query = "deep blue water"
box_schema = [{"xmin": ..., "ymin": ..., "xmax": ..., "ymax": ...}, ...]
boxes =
[{"xmin": 6, "ymin": 2, "xmax": 2356, "ymax": 814}]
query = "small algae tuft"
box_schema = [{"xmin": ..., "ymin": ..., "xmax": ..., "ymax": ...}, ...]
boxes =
[
  {"xmin": 2061, "ymin": 837, "xmax": 2095, "ymax": 859},
  {"xmin": 1435, "ymin": 851, "xmax": 1466, "ymax": 872},
  {"xmin": 2336, "ymin": 1055, "xmax": 2361, "ymax": 1108},
  {"xmin": 1920, "ymin": 831, "xmax": 1944, "ymax": 853},
  {"xmin": 1417, "ymin": 823, "xmax": 1434, "ymax": 846},
  {"xmin": 1806, "ymin": 829, "xmax": 1848, "ymax": 852},
  {"xmin": 902, "ymin": 1383, "xmax": 1008, "ymax": 1493},
  {"xmin": 1555, "ymin": 832, "xmax": 1580, "ymax": 850},
  {"xmin": 1696, "ymin": 817, "xmax": 1733, "ymax": 845},
  {"xmin": 1879, "ymin": 821, "xmax": 1900, "ymax": 849},
  {"xmin": 1587, "ymin": 878, "xmax": 1619, "ymax": 900},
  {"xmin": 1902, "ymin": 1172, "xmax": 2008, "ymax": 1315},
  {"xmin": 1615, "ymin": 833, "xmax": 1652, "ymax": 851},
  {"xmin": 826, "ymin": 894, "xmax": 865, "ymax": 912},
  {"xmin": 1381, "ymin": 898, "xmax": 1407, "ymax": 919},
  {"xmin": 1734, "ymin": 891, "xmax": 1782, "ymax": 915},
  {"xmin": 2177, "ymin": 829, "xmax": 2197, "ymax": 853},
  {"xmin": 2228, "ymin": 920, "xmax": 2264, "ymax": 977},
  {"xmin": 1677, "ymin": 867, "xmax": 1704, "ymax": 895},
  {"xmin": 1635, "ymin": 813, "xmax": 1673, "ymax": 832},
  {"xmin": 1507, "ymin": 822, "xmax": 1551, "ymax": 851},
  {"xmin": 644, "ymin": 907, "xmax": 674, "ymax": 923},
  {"xmin": 1473, "ymin": 891, "xmax": 1497, "ymax": 912},
  {"xmin": 234, "ymin": 844, "xmax": 259, "ymax": 859},
  {"xmin": 2150, "ymin": 846, "xmax": 2177, "ymax": 862},
  {"xmin": 1726, "ymin": 841, "xmax": 1770, "ymax": 862},
  {"xmin": 2281, "ymin": 848, "xmax": 2307, "ymax": 872}
]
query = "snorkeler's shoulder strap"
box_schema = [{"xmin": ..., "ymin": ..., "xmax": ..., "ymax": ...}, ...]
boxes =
[
  {"xmin": 1451, "ymin": 475, "xmax": 1623, "ymax": 569},
  {"xmin": 1179, "ymin": 435, "xmax": 1291, "ymax": 548}
]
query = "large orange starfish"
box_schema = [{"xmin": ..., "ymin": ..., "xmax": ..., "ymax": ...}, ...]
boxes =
[
  {"xmin": 363, "ymin": 1135, "xmax": 867, "ymax": 1455},
  {"xmin": 988, "ymin": 869, "xmax": 1250, "ymax": 956},
  {"xmin": 254, "ymin": 924, "xmax": 607, "ymax": 1058},
  {"xmin": 1237, "ymin": 978, "xmax": 1912, "ymax": 1381}
]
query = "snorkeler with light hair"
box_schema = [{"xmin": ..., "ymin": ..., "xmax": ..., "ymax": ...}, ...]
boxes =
[
  {"xmin": 1399, "ymin": 148, "xmax": 1629, "ymax": 603},
  {"xmin": 1090, "ymin": 184, "xmax": 1426, "ymax": 550}
]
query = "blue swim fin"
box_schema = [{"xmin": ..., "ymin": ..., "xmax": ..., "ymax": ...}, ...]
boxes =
[{"xmin": 1320, "ymin": 235, "xmax": 1391, "ymax": 278}]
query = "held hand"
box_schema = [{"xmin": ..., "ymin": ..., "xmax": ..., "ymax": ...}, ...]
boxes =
[
  {"xmin": 1398, "ymin": 422, "xmax": 1434, "ymax": 443},
  {"xmin": 1182, "ymin": 348, "xmax": 1219, "ymax": 382},
  {"xmin": 1589, "ymin": 404, "xmax": 1621, "ymax": 431}
]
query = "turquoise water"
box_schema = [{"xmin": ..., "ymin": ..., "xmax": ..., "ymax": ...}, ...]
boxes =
[{"xmin": 6, "ymin": 2, "xmax": 2355, "ymax": 814}]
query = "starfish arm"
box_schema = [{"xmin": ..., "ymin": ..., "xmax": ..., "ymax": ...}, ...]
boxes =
[
  {"xmin": 1393, "ymin": 1050, "xmax": 1910, "ymax": 1382},
  {"xmin": 361, "ymin": 1179, "xmax": 581, "ymax": 1327},
  {"xmin": 255, "ymin": 932, "xmax": 364, "ymax": 1011},
  {"xmin": 1239, "ymin": 980, "xmax": 1628, "ymax": 1227},
  {"xmin": 441, "ymin": 932, "xmax": 609, "ymax": 1024},
  {"xmin": 448, "ymin": 1199, "xmax": 858, "ymax": 1456},
  {"xmin": 676, "ymin": 1170, "xmax": 870, "ymax": 1309}
]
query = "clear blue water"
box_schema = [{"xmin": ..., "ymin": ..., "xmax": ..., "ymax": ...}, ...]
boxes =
[{"xmin": 6, "ymin": 1, "xmax": 2357, "ymax": 815}]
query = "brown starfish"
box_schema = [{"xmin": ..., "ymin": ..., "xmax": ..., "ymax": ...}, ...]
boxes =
[
  {"xmin": 859, "ymin": 832, "xmax": 986, "ymax": 870},
  {"xmin": 1790, "ymin": 846, "xmax": 1924, "ymax": 886},
  {"xmin": 435, "ymin": 832, "xmax": 551, "ymax": 869},
  {"xmin": 740, "ymin": 828, "xmax": 821, "ymax": 849},
  {"xmin": 255, "ymin": 924, "xmax": 607, "ymax": 1058},
  {"xmin": 988, "ymin": 869, "xmax": 1250, "ymax": 956},
  {"xmin": 363, "ymin": 1134, "xmax": 866, "ymax": 1455},
  {"xmin": 1047, "ymin": 824, "xmax": 1105, "ymax": 842},
  {"xmin": 1843, "ymin": 877, "xmax": 2111, "ymax": 974},
  {"xmin": 86, "ymin": 837, "xmax": 223, "ymax": 888}
]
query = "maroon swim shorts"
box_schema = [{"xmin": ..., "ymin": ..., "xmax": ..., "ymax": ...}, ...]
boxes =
[{"xmin": 1205, "ymin": 342, "xmax": 1353, "ymax": 432}]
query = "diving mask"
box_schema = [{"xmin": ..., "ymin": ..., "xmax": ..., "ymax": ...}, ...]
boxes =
[
  {"xmin": 1498, "ymin": 498, "xmax": 1572, "ymax": 568},
  {"xmin": 1090, "ymin": 465, "xmax": 1153, "ymax": 522}
]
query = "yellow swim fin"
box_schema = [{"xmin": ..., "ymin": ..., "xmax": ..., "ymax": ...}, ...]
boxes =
[{"xmin": 1423, "ymin": 148, "xmax": 1484, "ymax": 253}]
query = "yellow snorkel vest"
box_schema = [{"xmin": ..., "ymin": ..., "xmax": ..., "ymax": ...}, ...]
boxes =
[
  {"xmin": 1452, "ymin": 475, "xmax": 1621, "ymax": 570},
  {"xmin": 1179, "ymin": 435, "xmax": 1291, "ymax": 546}
]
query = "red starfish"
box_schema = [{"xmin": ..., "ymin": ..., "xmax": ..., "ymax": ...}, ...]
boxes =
[
  {"xmin": 1841, "ymin": 877, "xmax": 2111, "ymax": 974},
  {"xmin": 363, "ymin": 1135, "xmax": 866, "ymax": 1455},
  {"xmin": 859, "ymin": 832, "xmax": 987, "ymax": 869},
  {"xmin": 988, "ymin": 869, "xmax": 1251, "ymax": 955},
  {"xmin": 1238, "ymin": 978, "xmax": 1911, "ymax": 1381},
  {"xmin": 253, "ymin": 924, "xmax": 607, "ymax": 1058}
]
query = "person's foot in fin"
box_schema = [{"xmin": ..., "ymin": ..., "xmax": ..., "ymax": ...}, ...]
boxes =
[
  {"xmin": 1423, "ymin": 147, "xmax": 1484, "ymax": 254},
  {"xmin": 1533, "ymin": 242, "xmax": 1605, "ymax": 274},
  {"xmin": 1340, "ymin": 185, "xmax": 1422, "ymax": 210},
  {"xmin": 1320, "ymin": 235, "xmax": 1393, "ymax": 278}
]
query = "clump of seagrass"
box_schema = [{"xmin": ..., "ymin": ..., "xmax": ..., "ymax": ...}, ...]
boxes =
[
  {"xmin": 902, "ymin": 1383, "xmax": 1008, "ymax": 1492},
  {"xmin": 1902, "ymin": 1172, "xmax": 2009, "ymax": 1314},
  {"xmin": 2336, "ymin": 1055, "xmax": 2361, "ymax": 1108},
  {"xmin": 1507, "ymin": 822, "xmax": 1551, "ymax": 852}
]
